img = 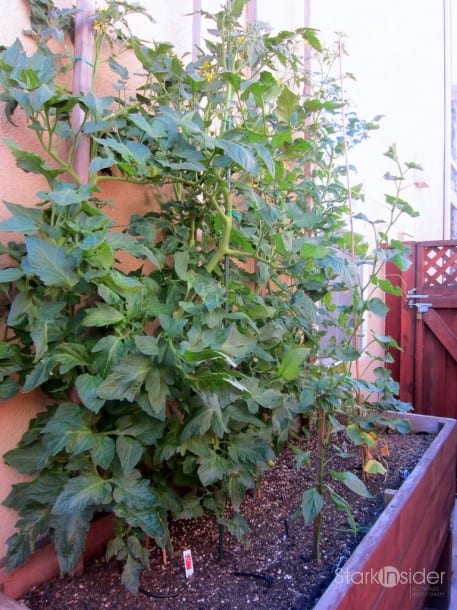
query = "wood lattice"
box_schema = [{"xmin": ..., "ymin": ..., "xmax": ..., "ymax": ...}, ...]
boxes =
[{"xmin": 423, "ymin": 245, "xmax": 457, "ymax": 287}]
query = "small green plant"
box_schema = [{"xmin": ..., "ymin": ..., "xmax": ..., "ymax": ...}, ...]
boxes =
[
  {"xmin": 293, "ymin": 136, "xmax": 420, "ymax": 561},
  {"xmin": 0, "ymin": 0, "xmax": 417, "ymax": 591}
]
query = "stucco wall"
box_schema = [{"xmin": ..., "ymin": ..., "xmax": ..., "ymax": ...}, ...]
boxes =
[
  {"xmin": 310, "ymin": 0, "xmax": 446, "ymax": 242},
  {"xmin": 0, "ymin": 0, "xmax": 449, "ymax": 561}
]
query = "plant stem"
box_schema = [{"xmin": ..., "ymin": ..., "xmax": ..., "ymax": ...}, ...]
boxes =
[
  {"xmin": 206, "ymin": 188, "xmax": 233, "ymax": 273},
  {"xmin": 313, "ymin": 406, "xmax": 327, "ymax": 564}
]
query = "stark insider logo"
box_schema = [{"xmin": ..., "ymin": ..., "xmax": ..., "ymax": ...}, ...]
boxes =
[{"xmin": 335, "ymin": 566, "xmax": 446, "ymax": 588}]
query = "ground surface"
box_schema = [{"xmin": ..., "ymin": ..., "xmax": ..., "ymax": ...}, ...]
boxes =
[{"xmin": 20, "ymin": 429, "xmax": 434, "ymax": 610}]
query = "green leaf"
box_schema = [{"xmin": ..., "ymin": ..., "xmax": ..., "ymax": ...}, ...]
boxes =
[
  {"xmin": 345, "ymin": 423, "xmax": 376, "ymax": 447},
  {"xmin": 89, "ymin": 156, "xmax": 115, "ymax": 174},
  {"xmin": 0, "ymin": 267, "xmax": 24, "ymax": 282},
  {"xmin": 90, "ymin": 435, "xmax": 115, "ymax": 469},
  {"xmin": 220, "ymin": 325, "xmax": 257, "ymax": 360},
  {"xmin": 2, "ymin": 138, "xmax": 62, "ymax": 179},
  {"xmin": 217, "ymin": 139, "xmax": 258, "ymax": 175},
  {"xmin": 112, "ymin": 473, "xmax": 158, "ymax": 510},
  {"xmin": 222, "ymin": 71, "xmax": 241, "ymax": 91},
  {"xmin": 364, "ymin": 459, "xmax": 387, "ymax": 475},
  {"xmin": 229, "ymin": 0, "xmax": 246, "ymax": 18},
  {"xmin": 82, "ymin": 92, "xmax": 114, "ymax": 118},
  {"xmin": 116, "ymin": 436, "xmax": 144, "ymax": 477},
  {"xmin": 52, "ymin": 508, "xmax": 93, "ymax": 575},
  {"xmin": 83, "ymin": 303, "xmax": 125, "ymax": 327},
  {"xmin": 174, "ymin": 250, "xmax": 189, "ymax": 280},
  {"xmin": 115, "ymin": 504, "xmax": 167, "ymax": 544},
  {"xmin": 300, "ymin": 241, "xmax": 328, "ymax": 259},
  {"xmin": 301, "ymin": 488, "xmax": 324, "ymax": 525},
  {"xmin": 117, "ymin": 413, "xmax": 166, "ymax": 445},
  {"xmin": 223, "ymin": 512, "xmax": 249, "ymax": 540},
  {"xmin": 327, "ymin": 487, "xmax": 356, "ymax": 532},
  {"xmin": 277, "ymin": 347, "xmax": 310, "ymax": 380},
  {"xmin": 5, "ymin": 533, "xmax": 32, "ymax": 571},
  {"xmin": 144, "ymin": 367, "xmax": 168, "ymax": 420},
  {"xmin": 3, "ymin": 473, "xmax": 68, "ymax": 507},
  {"xmin": 373, "ymin": 334, "xmax": 401, "ymax": 350},
  {"xmin": 371, "ymin": 277, "xmax": 403, "ymax": 296},
  {"xmin": 41, "ymin": 183, "xmax": 92, "ymax": 207},
  {"xmin": 134, "ymin": 335, "xmax": 159, "ymax": 356},
  {"xmin": 302, "ymin": 28, "xmax": 322, "ymax": 52},
  {"xmin": 75, "ymin": 374, "xmax": 106, "ymax": 413},
  {"xmin": 0, "ymin": 214, "xmax": 36, "ymax": 234},
  {"xmin": 276, "ymin": 86, "xmax": 300, "ymax": 125},
  {"xmin": 292, "ymin": 446, "xmax": 312, "ymax": 469},
  {"xmin": 253, "ymin": 143, "xmax": 275, "ymax": 178},
  {"xmin": 121, "ymin": 554, "xmax": 142, "ymax": 593},
  {"xmin": 54, "ymin": 343, "xmax": 88, "ymax": 374},
  {"xmin": 52, "ymin": 474, "xmax": 112, "ymax": 514},
  {"xmin": 97, "ymin": 354, "xmax": 151, "ymax": 402},
  {"xmin": 330, "ymin": 470, "xmax": 372, "ymax": 498},
  {"xmin": 0, "ymin": 201, "xmax": 41, "ymax": 233},
  {"xmin": 22, "ymin": 358, "xmax": 55, "ymax": 392},
  {"xmin": 366, "ymin": 297, "xmax": 389, "ymax": 317},
  {"xmin": 3, "ymin": 442, "xmax": 47, "ymax": 474},
  {"xmin": 180, "ymin": 406, "xmax": 216, "ymax": 442},
  {"xmin": 182, "ymin": 348, "xmax": 237, "ymax": 368},
  {"xmin": 197, "ymin": 452, "xmax": 227, "ymax": 486},
  {"xmin": 23, "ymin": 236, "xmax": 79, "ymax": 288},
  {"xmin": 0, "ymin": 377, "xmax": 19, "ymax": 400}
]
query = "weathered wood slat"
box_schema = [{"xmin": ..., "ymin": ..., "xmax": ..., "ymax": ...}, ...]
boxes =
[
  {"xmin": 424, "ymin": 308, "xmax": 457, "ymax": 363},
  {"xmin": 0, "ymin": 593, "xmax": 30, "ymax": 609},
  {"xmin": 314, "ymin": 414, "xmax": 457, "ymax": 610}
]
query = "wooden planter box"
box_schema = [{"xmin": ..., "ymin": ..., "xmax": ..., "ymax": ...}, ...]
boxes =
[
  {"xmin": 0, "ymin": 412, "xmax": 455, "ymax": 609},
  {"xmin": 0, "ymin": 514, "xmax": 115, "ymax": 601},
  {"xmin": 315, "ymin": 412, "xmax": 457, "ymax": 610}
]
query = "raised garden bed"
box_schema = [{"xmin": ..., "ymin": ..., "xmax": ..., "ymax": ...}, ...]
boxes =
[
  {"xmin": 315, "ymin": 412, "xmax": 457, "ymax": 610},
  {"xmin": 1, "ymin": 411, "xmax": 454, "ymax": 610}
]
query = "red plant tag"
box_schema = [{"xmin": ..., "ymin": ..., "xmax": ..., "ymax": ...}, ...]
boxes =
[{"xmin": 183, "ymin": 549, "xmax": 194, "ymax": 578}]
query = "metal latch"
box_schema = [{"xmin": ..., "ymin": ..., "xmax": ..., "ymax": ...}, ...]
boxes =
[{"xmin": 406, "ymin": 288, "xmax": 432, "ymax": 313}]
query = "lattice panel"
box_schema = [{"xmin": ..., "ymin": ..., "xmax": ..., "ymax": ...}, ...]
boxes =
[{"xmin": 423, "ymin": 245, "xmax": 457, "ymax": 287}]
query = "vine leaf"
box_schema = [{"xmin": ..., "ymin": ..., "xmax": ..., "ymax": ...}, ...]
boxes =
[
  {"xmin": 23, "ymin": 236, "xmax": 80, "ymax": 287},
  {"xmin": 301, "ymin": 487, "xmax": 324, "ymax": 525},
  {"xmin": 52, "ymin": 474, "xmax": 112, "ymax": 514}
]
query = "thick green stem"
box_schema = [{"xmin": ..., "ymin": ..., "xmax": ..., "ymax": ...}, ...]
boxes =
[{"xmin": 206, "ymin": 188, "xmax": 233, "ymax": 273}]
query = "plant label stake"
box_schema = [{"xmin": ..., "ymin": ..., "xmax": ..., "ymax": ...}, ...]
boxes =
[{"xmin": 183, "ymin": 550, "xmax": 194, "ymax": 578}]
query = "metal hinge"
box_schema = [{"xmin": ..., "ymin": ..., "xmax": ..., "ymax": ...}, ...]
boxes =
[{"xmin": 406, "ymin": 288, "xmax": 432, "ymax": 313}]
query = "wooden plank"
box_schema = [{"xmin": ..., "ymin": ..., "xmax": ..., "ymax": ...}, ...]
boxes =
[
  {"xmin": 449, "ymin": 502, "xmax": 457, "ymax": 610},
  {"xmin": 0, "ymin": 593, "xmax": 30, "ymax": 609},
  {"xmin": 398, "ymin": 244, "xmax": 416, "ymax": 404},
  {"xmin": 0, "ymin": 514, "xmax": 114, "ymax": 600},
  {"xmin": 427, "ymin": 296, "xmax": 457, "ymax": 308},
  {"xmin": 415, "ymin": 309, "xmax": 426, "ymax": 411},
  {"xmin": 385, "ymin": 260, "xmax": 402, "ymax": 382},
  {"xmin": 423, "ymin": 308, "xmax": 457, "ymax": 363},
  {"xmin": 314, "ymin": 416, "xmax": 457, "ymax": 610}
]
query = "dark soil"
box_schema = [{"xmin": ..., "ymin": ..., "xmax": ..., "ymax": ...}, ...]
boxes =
[{"xmin": 20, "ymin": 429, "xmax": 435, "ymax": 610}]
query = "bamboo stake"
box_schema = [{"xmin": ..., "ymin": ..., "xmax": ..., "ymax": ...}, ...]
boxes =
[{"xmin": 72, "ymin": 0, "xmax": 95, "ymax": 183}]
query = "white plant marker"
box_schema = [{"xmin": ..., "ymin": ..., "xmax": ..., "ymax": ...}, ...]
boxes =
[{"xmin": 183, "ymin": 549, "xmax": 194, "ymax": 578}]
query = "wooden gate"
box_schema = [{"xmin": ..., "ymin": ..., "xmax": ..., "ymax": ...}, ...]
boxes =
[{"xmin": 386, "ymin": 240, "xmax": 457, "ymax": 418}]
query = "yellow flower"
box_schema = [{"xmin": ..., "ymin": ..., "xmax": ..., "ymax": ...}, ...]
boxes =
[
  {"xmin": 93, "ymin": 20, "xmax": 107, "ymax": 35},
  {"xmin": 199, "ymin": 60, "xmax": 215, "ymax": 82}
]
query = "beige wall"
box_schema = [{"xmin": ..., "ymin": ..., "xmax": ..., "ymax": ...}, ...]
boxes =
[
  {"xmin": 0, "ymin": 0, "xmax": 449, "ymax": 560},
  {"xmin": 310, "ymin": 0, "xmax": 446, "ymax": 242}
]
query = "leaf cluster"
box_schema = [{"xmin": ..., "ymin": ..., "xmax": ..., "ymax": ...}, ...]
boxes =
[{"xmin": 0, "ymin": 0, "xmax": 419, "ymax": 591}]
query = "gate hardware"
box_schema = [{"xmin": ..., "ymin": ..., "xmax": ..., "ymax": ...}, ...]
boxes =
[
  {"xmin": 406, "ymin": 288, "xmax": 430, "ymax": 311},
  {"xmin": 413, "ymin": 302, "xmax": 432, "ymax": 313}
]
